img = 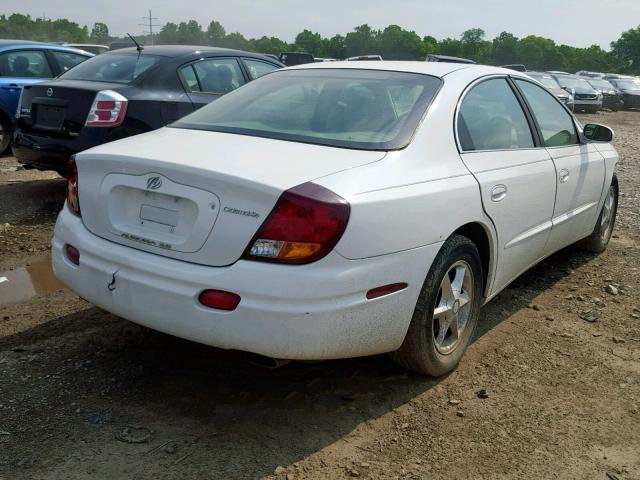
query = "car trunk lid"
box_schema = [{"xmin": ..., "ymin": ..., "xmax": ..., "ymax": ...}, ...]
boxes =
[
  {"xmin": 76, "ymin": 127, "xmax": 386, "ymax": 266},
  {"xmin": 18, "ymin": 80, "xmax": 128, "ymax": 137}
]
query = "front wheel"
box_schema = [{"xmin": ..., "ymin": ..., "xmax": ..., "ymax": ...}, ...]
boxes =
[
  {"xmin": 390, "ymin": 235, "xmax": 483, "ymax": 376},
  {"xmin": 577, "ymin": 177, "xmax": 618, "ymax": 253}
]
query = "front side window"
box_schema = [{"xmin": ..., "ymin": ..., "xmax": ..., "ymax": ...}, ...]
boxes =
[
  {"xmin": 0, "ymin": 50, "xmax": 52, "ymax": 78},
  {"xmin": 243, "ymin": 58, "xmax": 279, "ymax": 80},
  {"xmin": 50, "ymin": 51, "xmax": 89, "ymax": 72},
  {"xmin": 458, "ymin": 78, "xmax": 534, "ymax": 151},
  {"xmin": 171, "ymin": 69, "xmax": 442, "ymax": 151},
  {"xmin": 189, "ymin": 58, "xmax": 245, "ymax": 94},
  {"xmin": 60, "ymin": 53, "xmax": 162, "ymax": 83},
  {"xmin": 515, "ymin": 79, "xmax": 578, "ymax": 147}
]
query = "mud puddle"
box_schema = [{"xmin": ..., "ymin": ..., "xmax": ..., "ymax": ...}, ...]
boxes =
[{"xmin": 0, "ymin": 256, "xmax": 65, "ymax": 306}]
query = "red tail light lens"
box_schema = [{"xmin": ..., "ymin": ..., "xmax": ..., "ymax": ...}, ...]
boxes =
[
  {"xmin": 67, "ymin": 156, "xmax": 80, "ymax": 216},
  {"xmin": 242, "ymin": 183, "xmax": 350, "ymax": 264},
  {"xmin": 85, "ymin": 90, "xmax": 128, "ymax": 127},
  {"xmin": 199, "ymin": 289, "xmax": 241, "ymax": 311}
]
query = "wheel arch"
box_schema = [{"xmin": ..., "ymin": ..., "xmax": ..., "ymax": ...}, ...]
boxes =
[{"xmin": 451, "ymin": 221, "xmax": 495, "ymax": 298}]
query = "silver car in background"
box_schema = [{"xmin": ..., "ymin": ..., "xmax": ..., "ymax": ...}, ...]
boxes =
[
  {"xmin": 550, "ymin": 73, "xmax": 602, "ymax": 113},
  {"xmin": 527, "ymin": 71, "xmax": 574, "ymax": 111}
]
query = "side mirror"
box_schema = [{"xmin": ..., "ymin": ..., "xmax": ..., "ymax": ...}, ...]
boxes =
[{"xmin": 583, "ymin": 123, "xmax": 614, "ymax": 143}]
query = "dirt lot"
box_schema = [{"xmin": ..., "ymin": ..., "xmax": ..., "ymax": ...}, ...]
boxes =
[{"xmin": 0, "ymin": 111, "xmax": 639, "ymax": 480}]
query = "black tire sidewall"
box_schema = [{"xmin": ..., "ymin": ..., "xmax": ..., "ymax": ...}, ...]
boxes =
[{"xmin": 398, "ymin": 235, "xmax": 484, "ymax": 376}]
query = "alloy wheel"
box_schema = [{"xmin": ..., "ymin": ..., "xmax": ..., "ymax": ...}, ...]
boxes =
[
  {"xmin": 600, "ymin": 186, "xmax": 616, "ymax": 242},
  {"xmin": 432, "ymin": 260, "xmax": 474, "ymax": 355}
]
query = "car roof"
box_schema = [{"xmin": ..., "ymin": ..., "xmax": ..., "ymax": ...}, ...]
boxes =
[
  {"xmin": 108, "ymin": 45, "xmax": 275, "ymax": 59},
  {"xmin": 283, "ymin": 61, "xmax": 516, "ymax": 78},
  {"xmin": 0, "ymin": 40, "xmax": 93, "ymax": 55}
]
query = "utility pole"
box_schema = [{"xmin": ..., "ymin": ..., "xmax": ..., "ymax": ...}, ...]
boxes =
[{"xmin": 139, "ymin": 9, "xmax": 161, "ymax": 45}]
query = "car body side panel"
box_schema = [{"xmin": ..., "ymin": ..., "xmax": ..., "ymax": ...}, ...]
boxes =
[{"xmin": 544, "ymin": 143, "xmax": 606, "ymax": 254}]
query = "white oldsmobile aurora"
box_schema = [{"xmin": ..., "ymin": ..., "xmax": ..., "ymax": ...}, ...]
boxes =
[{"xmin": 53, "ymin": 62, "xmax": 619, "ymax": 376}]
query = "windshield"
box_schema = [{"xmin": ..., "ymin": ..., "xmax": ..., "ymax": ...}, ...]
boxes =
[
  {"xmin": 60, "ymin": 53, "xmax": 163, "ymax": 83},
  {"xmin": 612, "ymin": 79, "xmax": 640, "ymax": 90},
  {"xmin": 529, "ymin": 74, "xmax": 560, "ymax": 90},
  {"xmin": 555, "ymin": 76, "xmax": 592, "ymax": 89},
  {"xmin": 171, "ymin": 69, "xmax": 442, "ymax": 150},
  {"xmin": 588, "ymin": 79, "xmax": 616, "ymax": 90}
]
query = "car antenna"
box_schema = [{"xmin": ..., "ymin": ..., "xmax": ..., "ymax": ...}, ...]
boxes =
[{"xmin": 127, "ymin": 33, "xmax": 143, "ymax": 53}]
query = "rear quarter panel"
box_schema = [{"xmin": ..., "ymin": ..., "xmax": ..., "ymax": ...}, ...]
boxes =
[{"xmin": 315, "ymin": 72, "xmax": 495, "ymax": 262}]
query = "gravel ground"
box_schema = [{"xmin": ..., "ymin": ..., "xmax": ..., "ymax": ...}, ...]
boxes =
[{"xmin": 0, "ymin": 111, "xmax": 638, "ymax": 480}]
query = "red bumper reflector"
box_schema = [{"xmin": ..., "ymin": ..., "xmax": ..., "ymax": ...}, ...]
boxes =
[
  {"xmin": 65, "ymin": 244, "xmax": 80, "ymax": 265},
  {"xmin": 199, "ymin": 289, "xmax": 241, "ymax": 311},
  {"xmin": 366, "ymin": 282, "xmax": 408, "ymax": 300}
]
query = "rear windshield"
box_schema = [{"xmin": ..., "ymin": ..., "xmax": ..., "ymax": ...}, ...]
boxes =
[
  {"xmin": 554, "ymin": 76, "xmax": 592, "ymax": 89},
  {"xmin": 528, "ymin": 74, "xmax": 560, "ymax": 90},
  {"xmin": 587, "ymin": 79, "xmax": 615, "ymax": 90},
  {"xmin": 171, "ymin": 69, "xmax": 442, "ymax": 150},
  {"xmin": 612, "ymin": 79, "xmax": 640, "ymax": 90},
  {"xmin": 60, "ymin": 53, "xmax": 163, "ymax": 83}
]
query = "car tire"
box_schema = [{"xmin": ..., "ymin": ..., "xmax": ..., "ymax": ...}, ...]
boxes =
[
  {"xmin": 390, "ymin": 234, "xmax": 483, "ymax": 376},
  {"xmin": 577, "ymin": 176, "xmax": 618, "ymax": 253},
  {"xmin": 0, "ymin": 114, "xmax": 11, "ymax": 155}
]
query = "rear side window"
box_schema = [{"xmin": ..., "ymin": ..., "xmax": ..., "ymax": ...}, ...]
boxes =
[
  {"xmin": 458, "ymin": 78, "xmax": 534, "ymax": 151},
  {"xmin": 243, "ymin": 58, "xmax": 279, "ymax": 80},
  {"xmin": 50, "ymin": 51, "xmax": 88, "ymax": 72},
  {"xmin": 60, "ymin": 53, "xmax": 163, "ymax": 83},
  {"xmin": 515, "ymin": 80, "xmax": 578, "ymax": 147},
  {"xmin": 186, "ymin": 58, "xmax": 245, "ymax": 94},
  {"xmin": 0, "ymin": 50, "xmax": 52, "ymax": 78}
]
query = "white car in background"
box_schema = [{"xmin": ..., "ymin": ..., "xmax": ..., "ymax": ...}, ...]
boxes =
[{"xmin": 52, "ymin": 62, "xmax": 619, "ymax": 376}]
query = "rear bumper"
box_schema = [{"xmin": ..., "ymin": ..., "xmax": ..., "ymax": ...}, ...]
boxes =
[
  {"xmin": 52, "ymin": 208, "xmax": 442, "ymax": 360},
  {"xmin": 12, "ymin": 127, "xmax": 112, "ymax": 172}
]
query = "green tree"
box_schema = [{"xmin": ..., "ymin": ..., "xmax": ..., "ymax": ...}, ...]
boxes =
[
  {"xmin": 221, "ymin": 32, "xmax": 253, "ymax": 51},
  {"xmin": 157, "ymin": 22, "xmax": 179, "ymax": 44},
  {"xmin": 436, "ymin": 37, "xmax": 463, "ymax": 57},
  {"xmin": 492, "ymin": 32, "xmax": 519, "ymax": 65},
  {"xmin": 90, "ymin": 22, "xmax": 110, "ymax": 44},
  {"xmin": 378, "ymin": 25, "xmax": 423, "ymax": 60},
  {"xmin": 345, "ymin": 24, "xmax": 379, "ymax": 57},
  {"xmin": 460, "ymin": 28, "xmax": 489, "ymax": 60},
  {"xmin": 611, "ymin": 25, "xmax": 640, "ymax": 73},
  {"xmin": 206, "ymin": 20, "xmax": 226, "ymax": 46},
  {"xmin": 295, "ymin": 29, "xmax": 323, "ymax": 55}
]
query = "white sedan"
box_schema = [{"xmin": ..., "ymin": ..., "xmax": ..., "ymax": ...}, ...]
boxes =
[{"xmin": 52, "ymin": 62, "xmax": 619, "ymax": 376}]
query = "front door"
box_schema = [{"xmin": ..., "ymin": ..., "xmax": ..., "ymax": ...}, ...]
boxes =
[{"xmin": 513, "ymin": 79, "xmax": 606, "ymax": 253}]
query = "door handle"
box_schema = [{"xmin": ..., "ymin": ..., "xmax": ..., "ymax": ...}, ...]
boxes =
[
  {"xmin": 491, "ymin": 184, "xmax": 507, "ymax": 202},
  {"xmin": 559, "ymin": 169, "xmax": 570, "ymax": 183}
]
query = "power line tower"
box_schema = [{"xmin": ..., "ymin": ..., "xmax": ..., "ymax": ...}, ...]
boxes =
[{"xmin": 139, "ymin": 9, "xmax": 161, "ymax": 45}]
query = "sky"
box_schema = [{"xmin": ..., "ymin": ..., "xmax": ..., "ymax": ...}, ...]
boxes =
[{"xmin": 15, "ymin": 0, "xmax": 640, "ymax": 49}]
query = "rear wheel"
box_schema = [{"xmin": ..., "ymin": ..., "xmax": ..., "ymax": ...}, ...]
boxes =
[
  {"xmin": 577, "ymin": 178, "xmax": 618, "ymax": 253},
  {"xmin": 0, "ymin": 115, "xmax": 11, "ymax": 155},
  {"xmin": 390, "ymin": 235, "xmax": 483, "ymax": 376}
]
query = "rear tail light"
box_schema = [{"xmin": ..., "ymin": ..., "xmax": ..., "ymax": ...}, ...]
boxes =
[
  {"xmin": 199, "ymin": 289, "xmax": 241, "ymax": 311},
  {"xmin": 67, "ymin": 156, "xmax": 80, "ymax": 216},
  {"xmin": 85, "ymin": 90, "xmax": 127, "ymax": 127},
  {"xmin": 242, "ymin": 183, "xmax": 350, "ymax": 265}
]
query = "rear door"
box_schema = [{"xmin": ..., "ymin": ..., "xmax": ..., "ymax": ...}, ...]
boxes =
[
  {"xmin": 457, "ymin": 77, "xmax": 557, "ymax": 294},
  {"xmin": 179, "ymin": 57, "xmax": 246, "ymax": 109},
  {"xmin": 513, "ymin": 79, "xmax": 606, "ymax": 253},
  {"xmin": 0, "ymin": 49, "xmax": 54, "ymax": 115},
  {"xmin": 241, "ymin": 58, "xmax": 281, "ymax": 80}
]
